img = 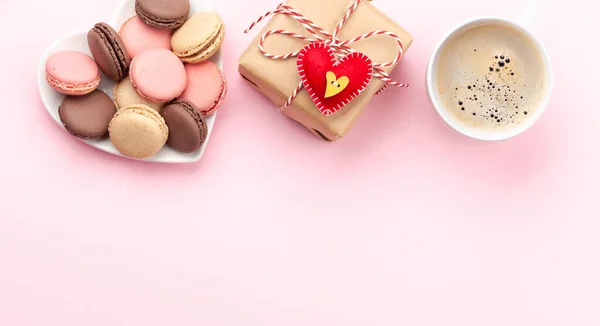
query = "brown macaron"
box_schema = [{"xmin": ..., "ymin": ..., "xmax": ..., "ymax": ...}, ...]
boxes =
[
  {"xmin": 135, "ymin": 0, "xmax": 190, "ymax": 29},
  {"xmin": 88, "ymin": 23, "xmax": 131, "ymax": 81},
  {"xmin": 58, "ymin": 90, "xmax": 117, "ymax": 139},
  {"xmin": 161, "ymin": 99, "xmax": 208, "ymax": 153}
]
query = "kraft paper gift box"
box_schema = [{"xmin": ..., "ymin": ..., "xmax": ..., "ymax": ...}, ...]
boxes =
[{"xmin": 239, "ymin": 0, "xmax": 413, "ymax": 141}]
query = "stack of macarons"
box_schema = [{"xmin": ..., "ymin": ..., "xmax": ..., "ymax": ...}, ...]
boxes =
[{"xmin": 44, "ymin": 0, "xmax": 226, "ymax": 160}]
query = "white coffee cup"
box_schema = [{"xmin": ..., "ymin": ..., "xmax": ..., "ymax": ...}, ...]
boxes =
[{"xmin": 426, "ymin": 2, "xmax": 552, "ymax": 141}]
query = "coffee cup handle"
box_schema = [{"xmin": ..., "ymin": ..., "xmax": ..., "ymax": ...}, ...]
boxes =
[{"xmin": 517, "ymin": 0, "xmax": 539, "ymax": 28}]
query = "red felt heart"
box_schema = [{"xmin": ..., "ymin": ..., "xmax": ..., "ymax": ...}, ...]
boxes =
[{"xmin": 297, "ymin": 42, "xmax": 373, "ymax": 116}]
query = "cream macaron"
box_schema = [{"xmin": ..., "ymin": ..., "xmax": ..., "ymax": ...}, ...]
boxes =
[
  {"xmin": 109, "ymin": 104, "xmax": 169, "ymax": 159},
  {"xmin": 113, "ymin": 76, "xmax": 166, "ymax": 112},
  {"xmin": 171, "ymin": 12, "xmax": 224, "ymax": 63}
]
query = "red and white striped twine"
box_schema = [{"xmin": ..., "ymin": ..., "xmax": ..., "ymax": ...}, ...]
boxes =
[{"xmin": 244, "ymin": 0, "xmax": 409, "ymax": 112}]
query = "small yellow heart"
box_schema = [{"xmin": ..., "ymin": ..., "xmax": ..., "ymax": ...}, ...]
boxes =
[{"xmin": 324, "ymin": 71, "xmax": 350, "ymax": 98}]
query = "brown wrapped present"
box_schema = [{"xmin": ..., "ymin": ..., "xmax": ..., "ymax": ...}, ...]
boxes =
[{"xmin": 239, "ymin": 0, "xmax": 413, "ymax": 141}]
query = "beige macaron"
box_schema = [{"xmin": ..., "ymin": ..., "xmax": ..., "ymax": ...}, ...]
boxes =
[
  {"xmin": 171, "ymin": 12, "xmax": 224, "ymax": 63},
  {"xmin": 113, "ymin": 76, "xmax": 166, "ymax": 112},
  {"xmin": 108, "ymin": 104, "xmax": 169, "ymax": 159}
]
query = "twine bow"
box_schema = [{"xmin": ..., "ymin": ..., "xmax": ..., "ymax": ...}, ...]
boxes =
[{"xmin": 244, "ymin": 0, "xmax": 409, "ymax": 112}]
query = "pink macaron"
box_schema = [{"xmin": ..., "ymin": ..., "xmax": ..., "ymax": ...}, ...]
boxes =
[
  {"xmin": 119, "ymin": 16, "xmax": 172, "ymax": 58},
  {"xmin": 45, "ymin": 51, "xmax": 100, "ymax": 96},
  {"xmin": 180, "ymin": 61, "xmax": 227, "ymax": 116},
  {"xmin": 129, "ymin": 48, "xmax": 187, "ymax": 103}
]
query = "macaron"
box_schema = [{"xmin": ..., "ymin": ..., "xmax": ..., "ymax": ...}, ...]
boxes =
[
  {"xmin": 109, "ymin": 104, "xmax": 168, "ymax": 159},
  {"xmin": 135, "ymin": 0, "xmax": 190, "ymax": 29},
  {"xmin": 129, "ymin": 48, "xmax": 187, "ymax": 103},
  {"xmin": 161, "ymin": 99, "xmax": 208, "ymax": 153},
  {"xmin": 171, "ymin": 12, "xmax": 224, "ymax": 63},
  {"xmin": 113, "ymin": 76, "xmax": 166, "ymax": 112},
  {"xmin": 180, "ymin": 61, "xmax": 227, "ymax": 116},
  {"xmin": 88, "ymin": 22, "xmax": 131, "ymax": 81},
  {"xmin": 119, "ymin": 16, "xmax": 172, "ymax": 58},
  {"xmin": 58, "ymin": 90, "xmax": 116, "ymax": 139},
  {"xmin": 45, "ymin": 51, "xmax": 100, "ymax": 95}
]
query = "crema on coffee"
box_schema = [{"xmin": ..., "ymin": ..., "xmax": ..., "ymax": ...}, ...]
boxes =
[{"xmin": 435, "ymin": 23, "xmax": 547, "ymax": 131}]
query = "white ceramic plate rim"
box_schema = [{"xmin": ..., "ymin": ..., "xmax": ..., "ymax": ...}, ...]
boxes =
[{"xmin": 37, "ymin": 0, "xmax": 222, "ymax": 163}]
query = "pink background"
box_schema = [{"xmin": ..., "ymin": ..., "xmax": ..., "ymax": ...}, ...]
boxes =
[{"xmin": 1, "ymin": 0, "xmax": 599, "ymax": 325}]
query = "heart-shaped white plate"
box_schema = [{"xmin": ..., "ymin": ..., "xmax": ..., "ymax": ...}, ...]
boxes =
[{"xmin": 37, "ymin": 0, "xmax": 222, "ymax": 164}]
